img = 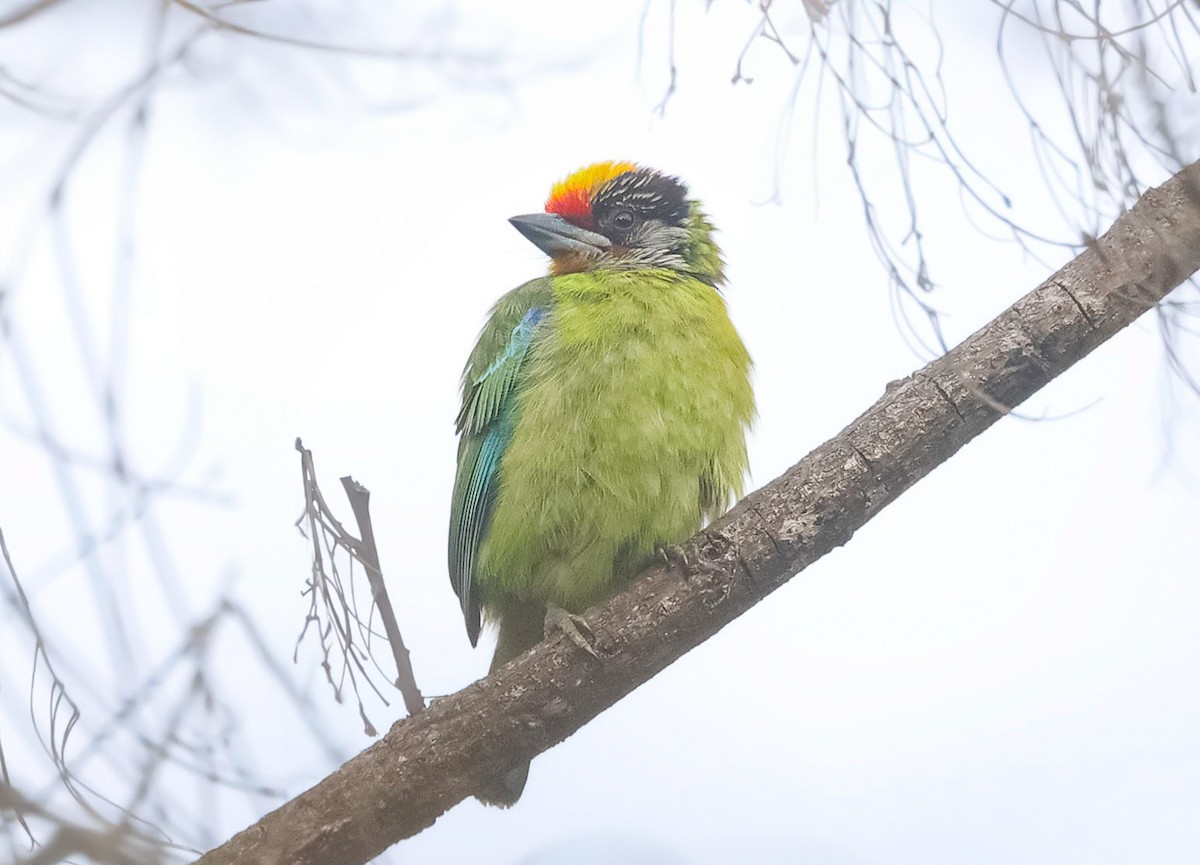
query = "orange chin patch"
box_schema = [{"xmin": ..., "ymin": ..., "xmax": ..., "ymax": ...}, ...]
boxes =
[
  {"xmin": 545, "ymin": 160, "xmax": 638, "ymax": 227},
  {"xmin": 549, "ymin": 252, "xmax": 590, "ymax": 275}
]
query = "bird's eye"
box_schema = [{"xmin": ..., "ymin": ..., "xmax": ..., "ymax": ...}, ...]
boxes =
[{"xmin": 609, "ymin": 209, "xmax": 636, "ymax": 230}]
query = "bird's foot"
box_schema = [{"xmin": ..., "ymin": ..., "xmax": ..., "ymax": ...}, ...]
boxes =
[
  {"xmin": 545, "ymin": 604, "xmax": 600, "ymax": 659},
  {"xmin": 657, "ymin": 542, "xmax": 691, "ymax": 574}
]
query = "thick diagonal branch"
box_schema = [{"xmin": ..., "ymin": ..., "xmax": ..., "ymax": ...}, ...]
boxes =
[{"xmin": 195, "ymin": 160, "xmax": 1200, "ymax": 865}]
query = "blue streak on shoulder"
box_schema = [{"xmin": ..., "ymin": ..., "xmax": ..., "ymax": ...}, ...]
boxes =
[{"xmin": 474, "ymin": 305, "xmax": 545, "ymax": 385}]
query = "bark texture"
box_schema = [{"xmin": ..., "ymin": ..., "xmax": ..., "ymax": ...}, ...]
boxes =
[{"xmin": 194, "ymin": 161, "xmax": 1200, "ymax": 865}]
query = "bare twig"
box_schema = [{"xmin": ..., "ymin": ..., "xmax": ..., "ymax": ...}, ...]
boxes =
[
  {"xmin": 339, "ymin": 477, "xmax": 424, "ymax": 717},
  {"xmin": 169, "ymin": 0, "xmax": 496, "ymax": 64},
  {"xmin": 294, "ymin": 441, "xmax": 425, "ymax": 733},
  {"xmin": 1, "ymin": 783, "xmax": 166, "ymax": 865},
  {"xmin": 0, "ymin": 0, "xmax": 67, "ymax": 29},
  {"xmin": 700, "ymin": 0, "xmax": 1200, "ymax": 380}
]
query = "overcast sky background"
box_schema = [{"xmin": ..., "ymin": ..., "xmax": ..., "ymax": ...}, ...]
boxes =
[{"xmin": 2, "ymin": 2, "xmax": 1198, "ymax": 864}]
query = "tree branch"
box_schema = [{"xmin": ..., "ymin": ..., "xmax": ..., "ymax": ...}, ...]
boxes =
[
  {"xmin": 339, "ymin": 476, "xmax": 425, "ymax": 717},
  {"xmin": 194, "ymin": 159, "xmax": 1200, "ymax": 865}
]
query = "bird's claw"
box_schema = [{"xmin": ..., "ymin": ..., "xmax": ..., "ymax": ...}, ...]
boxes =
[
  {"xmin": 545, "ymin": 604, "xmax": 600, "ymax": 659},
  {"xmin": 657, "ymin": 543, "xmax": 691, "ymax": 573}
]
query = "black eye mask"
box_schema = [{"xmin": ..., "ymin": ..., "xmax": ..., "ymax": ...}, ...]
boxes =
[{"xmin": 592, "ymin": 170, "xmax": 690, "ymax": 240}]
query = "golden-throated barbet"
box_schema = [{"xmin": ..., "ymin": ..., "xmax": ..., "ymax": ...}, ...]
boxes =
[{"xmin": 448, "ymin": 161, "xmax": 754, "ymax": 806}]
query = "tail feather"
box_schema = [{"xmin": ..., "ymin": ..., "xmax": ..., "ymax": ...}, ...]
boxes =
[
  {"xmin": 475, "ymin": 763, "xmax": 530, "ymax": 808},
  {"xmin": 475, "ymin": 600, "xmax": 544, "ymax": 808}
]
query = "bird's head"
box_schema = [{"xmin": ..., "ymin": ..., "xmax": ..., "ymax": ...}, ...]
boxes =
[{"xmin": 509, "ymin": 161, "xmax": 724, "ymax": 284}]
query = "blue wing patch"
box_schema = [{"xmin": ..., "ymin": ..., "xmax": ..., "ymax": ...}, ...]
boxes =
[
  {"xmin": 456, "ymin": 306, "xmax": 544, "ymax": 435},
  {"xmin": 449, "ymin": 305, "xmax": 545, "ymax": 645}
]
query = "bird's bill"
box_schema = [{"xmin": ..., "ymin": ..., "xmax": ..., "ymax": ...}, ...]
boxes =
[{"xmin": 508, "ymin": 213, "xmax": 611, "ymax": 258}]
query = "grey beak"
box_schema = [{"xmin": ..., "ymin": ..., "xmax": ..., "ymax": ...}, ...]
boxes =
[{"xmin": 509, "ymin": 213, "xmax": 611, "ymax": 258}]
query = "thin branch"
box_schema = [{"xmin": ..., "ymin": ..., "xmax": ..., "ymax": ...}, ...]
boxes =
[
  {"xmin": 721, "ymin": 0, "xmax": 1200, "ymax": 373},
  {"xmin": 0, "ymin": 785, "xmax": 166, "ymax": 865},
  {"xmin": 654, "ymin": 0, "xmax": 678, "ymax": 114},
  {"xmin": 293, "ymin": 441, "xmax": 425, "ymax": 733},
  {"xmin": 338, "ymin": 477, "xmax": 424, "ymax": 717},
  {"xmin": 169, "ymin": 0, "xmax": 495, "ymax": 64},
  {"xmin": 193, "ymin": 160, "xmax": 1200, "ymax": 865},
  {"xmin": 0, "ymin": 0, "xmax": 67, "ymax": 29}
]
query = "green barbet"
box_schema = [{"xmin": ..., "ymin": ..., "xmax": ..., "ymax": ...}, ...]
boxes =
[{"xmin": 448, "ymin": 162, "xmax": 754, "ymax": 805}]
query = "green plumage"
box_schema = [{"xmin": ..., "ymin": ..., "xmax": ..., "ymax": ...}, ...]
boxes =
[
  {"xmin": 484, "ymin": 268, "xmax": 750, "ymax": 605},
  {"xmin": 448, "ymin": 169, "xmax": 753, "ymax": 805}
]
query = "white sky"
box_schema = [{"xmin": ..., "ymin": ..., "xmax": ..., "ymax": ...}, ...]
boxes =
[{"xmin": 1, "ymin": 2, "xmax": 1198, "ymax": 864}]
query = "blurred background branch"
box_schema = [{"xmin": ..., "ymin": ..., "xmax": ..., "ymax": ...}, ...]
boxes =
[
  {"xmin": 2, "ymin": 2, "xmax": 499, "ymax": 860},
  {"xmin": 675, "ymin": 0, "xmax": 1200, "ymax": 371}
]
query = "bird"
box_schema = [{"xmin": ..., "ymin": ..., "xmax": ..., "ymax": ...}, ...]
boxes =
[{"xmin": 448, "ymin": 161, "xmax": 754, "ymax": 806}]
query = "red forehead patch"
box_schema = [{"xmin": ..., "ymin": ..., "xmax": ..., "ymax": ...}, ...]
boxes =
[
  {"xmin": 546, "ymin": 185, "xmax": 593, "ymax": 226},
  {"xmin": 545, "ymin": 161, "xmax": 638, "ymax": 227}
]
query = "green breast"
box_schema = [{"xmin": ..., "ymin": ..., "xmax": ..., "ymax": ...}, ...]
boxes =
[{"xmin": 478, "ymin": 268, "xmax": 754, "ymax": 613}]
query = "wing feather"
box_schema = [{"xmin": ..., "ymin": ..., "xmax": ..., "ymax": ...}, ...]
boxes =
[{"xmin": 448, "ymin": 281, "xmax": 552, "ymax": 645}]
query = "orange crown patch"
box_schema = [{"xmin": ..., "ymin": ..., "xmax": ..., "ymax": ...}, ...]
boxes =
[{"xmin": 545, "ymin": 161, "xmax": 638, "ymax": 227}]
